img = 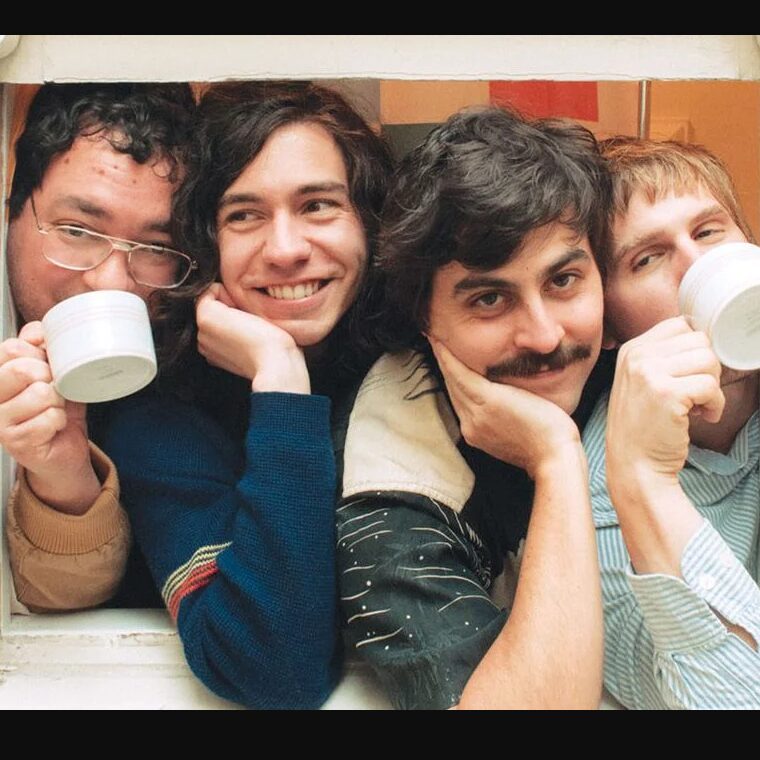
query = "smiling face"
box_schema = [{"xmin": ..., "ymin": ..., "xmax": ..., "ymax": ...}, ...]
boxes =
[
  {"xmin": 604, "ymin": 186, "xmax": 748, "ymax": 345},
  {"xmin": 427, "ymin": 222, "xmax": 604, "ymax": 415},
  {"xmin": 215, "ymin": 121, "xmax": 368, "ymax": 348},
  {"xmin": 7, "ymin": 134, "xmax": 176, "ymax": 323}
]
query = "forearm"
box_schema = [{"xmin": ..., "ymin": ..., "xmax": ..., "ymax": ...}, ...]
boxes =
[
  {"xmin": 458, "ymin": 443, "xmax": 602, "ymax": 709},
  {"xmin": 105, "ymin": 392, "xmax": 339, "ymax": 709},
  {"xmin": 606, "ymin": 458, "xmax": 703, "ymax": 577},
  {"xmin": 179, "ymin": 397, "xmax": 338, "ymax": 709},
  {"xmin": 606, "ymin": 459, "xmax": 756, "ymax": 649},
  {"xmin": 599, "ymin": 521, "xmax": 760, "ymax": 709},
  {"xmin": 337, "ymin": 493, "xmax": 507, "ymax": 711},
  {"xmin": 26, "ymin": 457, "xmax": 102, "ymax": 516}
]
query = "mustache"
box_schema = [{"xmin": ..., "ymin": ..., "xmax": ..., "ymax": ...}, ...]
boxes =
[{"xmin": 485, "ymin": 343, "xmax": 592, "ymax": 381}]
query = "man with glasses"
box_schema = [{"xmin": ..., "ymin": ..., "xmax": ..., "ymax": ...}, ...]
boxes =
[{"xmin": 2, "ymin": 83, "xmax": 195, "ymax": 611}]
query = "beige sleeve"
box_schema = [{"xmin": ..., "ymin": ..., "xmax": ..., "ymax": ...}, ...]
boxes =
[{"xmin": 6, "ymin": 442, "xmax": 132, "ymax": 613}]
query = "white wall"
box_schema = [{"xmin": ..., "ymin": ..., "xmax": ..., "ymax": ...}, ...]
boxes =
[{"xmin": 1, "ymin": 35, "xmax": 760, "ymax": 83}]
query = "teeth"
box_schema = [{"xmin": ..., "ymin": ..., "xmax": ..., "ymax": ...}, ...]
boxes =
[{"xmin": 266, "ymin": 281, "xmax": 321, "ymax": 300}]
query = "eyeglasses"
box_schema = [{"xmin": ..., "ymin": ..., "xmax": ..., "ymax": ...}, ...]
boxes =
[{"xmin": 30, "ymin": 197, "xmax": 197, "ymax": 289}]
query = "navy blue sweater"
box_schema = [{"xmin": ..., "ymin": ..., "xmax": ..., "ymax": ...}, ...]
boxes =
[{"xmin": 98, "ymin": 390, "xmax": 339, "ymax": 709}]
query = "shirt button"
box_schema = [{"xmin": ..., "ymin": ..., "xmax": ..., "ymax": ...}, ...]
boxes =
[{"xmin": 698, "ymin": 573, "xmax": 717, "ymax": 591}]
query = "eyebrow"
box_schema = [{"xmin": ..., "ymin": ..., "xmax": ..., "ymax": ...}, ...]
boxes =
[
  {"xmin": 218, "ymin": 182, "xmax": 349, "ymax": 210},
  {"xmin": 55, "ymin": 195, "xmax": 170, "ymax": 234},
  {"xmin": 614, "ymin": 203, "xmax": 728, "ymax": 264},
  {"xmin": 453, "ymin": 248, "xmax": 591, "ymax": 294}
]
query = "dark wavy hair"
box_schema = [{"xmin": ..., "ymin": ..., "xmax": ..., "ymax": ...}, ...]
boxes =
[
  {"xmin": 9, "ymin": 82, "xmax": 195, "ymax": 221},
  {"xmin": 165, "ymin": 81, "xmax": 394, "ymax": 391},
  {"xmin": 374, "ymin": 105, "xmax": 611, "ymax": 353}
]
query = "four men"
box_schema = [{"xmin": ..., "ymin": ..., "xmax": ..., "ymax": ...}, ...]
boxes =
[{"xmin": 3, "ymin": 83, "xmax": 759, "ymax": 709}]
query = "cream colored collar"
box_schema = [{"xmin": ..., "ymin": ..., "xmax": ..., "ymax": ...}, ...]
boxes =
[{"xmin": 342, "ymin": 350, "xmax": 475, "ymax": 514}]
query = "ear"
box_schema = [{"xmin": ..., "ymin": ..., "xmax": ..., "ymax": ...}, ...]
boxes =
[{"xmin": 601, "ymin": 317, "xmax": 619, "ymax": 350}]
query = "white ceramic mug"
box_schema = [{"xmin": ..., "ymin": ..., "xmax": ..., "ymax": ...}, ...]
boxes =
[
  {"xmin": 678, "ymin": 241, "xmax": 760, "ymax": 370},
  {"xmin": 42, "ymin": 290, "xmax": 157, "ymax": 403}
]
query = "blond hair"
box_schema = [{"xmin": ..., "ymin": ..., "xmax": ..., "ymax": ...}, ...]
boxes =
[{"xmin": 600, "ymin": 136, "xmax": 754, "ymax": 269}]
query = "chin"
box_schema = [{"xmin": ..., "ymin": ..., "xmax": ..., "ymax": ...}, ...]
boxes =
[{"xmin": 278, "ymin": 320, "xmax": 331, "ymax": 349}]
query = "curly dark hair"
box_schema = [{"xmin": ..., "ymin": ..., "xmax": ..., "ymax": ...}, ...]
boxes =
[
  {"xmin": 8, "ymin": 82, "xmax": 196, "ymax": 374},
  {"xmin": 9, "ymin": 82, "xmax": 195, "ymax": 220},
  {"xmin": 374, "ymin": 105, "xmax": 611, "ymax": 353},
  {"xmin": 163, "ymin": 80, "xmax": 394, "ymax": 391}
]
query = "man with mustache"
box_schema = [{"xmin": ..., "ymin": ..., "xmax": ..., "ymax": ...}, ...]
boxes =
[
  {"xmin": 336, "ymin": 107, "xmax": 613, "ymax": 709},
  {"xmin": 585, "ymin": 137, "xmax": 760, "ymax": 708}
]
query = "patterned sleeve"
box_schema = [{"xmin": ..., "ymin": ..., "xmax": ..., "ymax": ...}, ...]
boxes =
[
  {"xmin": 596, "ymin": 505, "xmax": 760, "ymax": 709},
  {"xmin": 337, "ymin": 494, "xmax": 507, "ymax": 710},
  {"xmin": 100, "ymin": 391, "xmax": 339, "ymax": 709}
]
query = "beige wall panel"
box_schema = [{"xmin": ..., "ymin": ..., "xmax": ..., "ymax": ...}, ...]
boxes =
[
  {"xmin": 380, "ymin": 81, "xmax": 489, "ymax": 124},
  {"xmin": 651, "ymin": 80, "xmax": 760, "ymax": 240}
]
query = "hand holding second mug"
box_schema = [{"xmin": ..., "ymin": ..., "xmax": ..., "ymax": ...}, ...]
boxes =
[
  {"xmin": 606, "ymin": 316, "xmax": 724, "ymax": 481},
  {"xmin": 430, "ymin": 336, "xmax": 581, "ymax": 479},
  {"xmin": 0, "ymin": 322, "xmax": 99, "ymax": 513},
  {"xmin": 196, "ymin": 284, "xmax": 310, "ymax": 394}
]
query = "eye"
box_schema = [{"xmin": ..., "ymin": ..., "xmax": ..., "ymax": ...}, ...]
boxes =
[
  {"xmin": 58, "ymin": 225, "xmax": 92, "ymax": 240},
  {"xmin": 468, "ymin": 291, "xmax": 509, "ymax": 314},
  {"xmin": 631, "ymin": 250, "xmax": 664, "ymax": 272},
  {"xmin": 140, "ymin": 246, "xmax": 173, "ymax": 260},
  {"xmin": 219, "ymin": 208, "xmax": 265, "ymax": 229},
  {"xmin": 550, "ymin": 272, "xmax": 579, "ymax": 290},
  {"xmin": 694, "ymin": 225, "xmax": 723, "ymax": 241},
  {"xmin": 303, "ymin": 198, "xmax": 340, "ymax": 214}
]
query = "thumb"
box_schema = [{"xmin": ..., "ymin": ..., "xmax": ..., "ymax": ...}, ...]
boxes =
[{"xmin": 18, "ymin": 321, "xmax": 46, "ymax": 348}]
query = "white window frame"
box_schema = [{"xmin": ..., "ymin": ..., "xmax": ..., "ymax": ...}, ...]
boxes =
[{"xmin": 0, "ymin": 34, "xmax": 758, "ymax": 709}]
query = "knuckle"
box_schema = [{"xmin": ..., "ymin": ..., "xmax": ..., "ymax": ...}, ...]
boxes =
[
  {"xmin": 1, "ymin": 338, "xmax": 26, "ymax": 361},
  {"xmin": 6, "ymin": 359, "xmax": 33, "ymax": 384},
  {"xmin": 29, "ymin": 380, "xmax": 54, "ymax": 405}
]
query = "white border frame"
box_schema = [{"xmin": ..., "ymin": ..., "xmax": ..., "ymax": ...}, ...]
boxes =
[{"xmin": 2, "ymin": 33, "xmax": 756, "ymax": 708}]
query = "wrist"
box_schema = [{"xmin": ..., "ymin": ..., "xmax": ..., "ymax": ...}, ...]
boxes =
[
  {"xmin": 251, "ymin": 349, "xmax": 310, "ymax": 394},
  {"xmin": 606, "ymin": 456, "xmax": 680, "ymax": 509},
  {"xmin": 26, "ymin": 458, "xmax": 102, "ymax": 516},
  {"xmin": 532, "ymin": 437, "xmax": 587, "ymax": 483}
]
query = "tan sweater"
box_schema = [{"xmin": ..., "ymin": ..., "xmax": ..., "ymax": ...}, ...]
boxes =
[{"xmin": 6, "ymin": 443, "xmax": 131, "ymax": 612}]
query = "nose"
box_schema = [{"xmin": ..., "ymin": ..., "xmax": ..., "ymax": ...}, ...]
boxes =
[
  {"xmin": 81, "ymin": 248, "xmax": 135, "ymax": 293},
  {"xmin": 261, "ymin": 213, "xmax": 312, "ymax": 269},
  {"xmin": 512, "ymin": 298, "xmax": 565, "ymax": 355},
  {"xmin": 674, "ymin": 236, "xmax": 705, "ymax": 282}
]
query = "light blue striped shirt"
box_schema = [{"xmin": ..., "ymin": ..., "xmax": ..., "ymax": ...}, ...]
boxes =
[{"xmin": 584, "ymin": 391, "xmax": 760, "ymax": 709}]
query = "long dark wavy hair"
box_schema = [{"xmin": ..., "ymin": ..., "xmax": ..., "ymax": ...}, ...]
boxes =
[{"xmin": 161, "ymin": 81, "xmax": 394, "ymax": 396}]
